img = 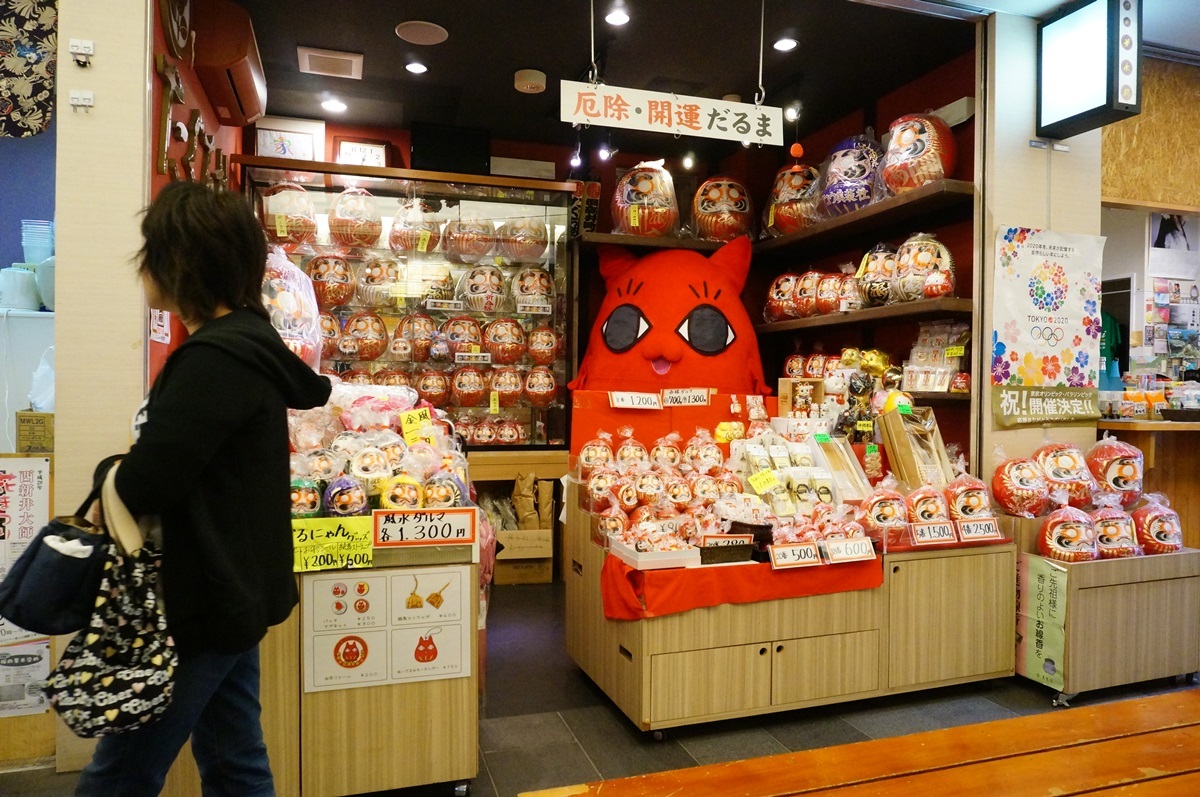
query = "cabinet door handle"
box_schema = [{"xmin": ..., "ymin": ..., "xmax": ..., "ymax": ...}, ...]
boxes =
[
  {"xmin": 775, "ymin": 644, "xmax": 784, "ymax": 653},
  {"xmin": 759, "ymin": 647, "xmax": 767, "ymax": 655},
  {"xmin": 892, "ymin": 565, "xmax": 901, "ymax": 574},
  {"xmin": 572, "ymin": 560, "xmax": 583, "ymax": 576}
]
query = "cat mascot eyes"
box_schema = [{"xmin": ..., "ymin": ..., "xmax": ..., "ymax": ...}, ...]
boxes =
[{"xmin": 569, "ymin": 236, "xmax": 769, "ymax": 394}]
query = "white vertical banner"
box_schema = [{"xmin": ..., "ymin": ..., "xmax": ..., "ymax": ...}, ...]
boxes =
[{"xmin": 991, "ymin": 227, "xmax": 1105, "ymax": 428}]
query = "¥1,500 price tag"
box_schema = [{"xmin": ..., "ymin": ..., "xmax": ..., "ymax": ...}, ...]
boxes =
[
  {"xmin": 911, "ymin": 521, "xmax": 958, "ymax": 545},
  {"xmin": 373, "ymin": 507, "xmax": 478, "ymax": 548},
  {"xmin": 747, "ymin": 469, "xmax": 782, "ymax": 494},
  {"xmin": 825, "ymin": 537, "xmax": 876, "ymax": 563},
  {"xmin": 769, "ymin": 542, "xmax": 821, "ymax": 569}
]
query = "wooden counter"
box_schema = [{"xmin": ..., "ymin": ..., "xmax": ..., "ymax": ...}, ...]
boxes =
[{"xmin": 1098, "ymin": 421, "xmax": 1200, "ymax": 549}]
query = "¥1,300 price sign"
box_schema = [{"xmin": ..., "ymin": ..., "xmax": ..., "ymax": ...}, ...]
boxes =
[{"xmin": 373, "ymin": 507, "xmax": 478, "ymax": 548}]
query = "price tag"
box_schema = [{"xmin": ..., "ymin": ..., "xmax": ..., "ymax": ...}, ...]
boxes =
[
  {"xmin": 866, "ymin": 443, "xmax": 879, "ymax": 454},
  {"xmin": 489, "ymin": 391, "xmax": 500, "ymax": 414},
  {"xmin": 373, "ymin": 507, "xmax": 478, "ymax": 548},
  {"xmin": 957, "ymin": 518, "xmax": 1003, "ymax": 541},
  {"xmin": 455, "ymin": 351, "xmax": 492, "ymax": 364},
  {"xmin": 426, "ymin": 299, "xmax": 464, "ymax": 311},
  {"xmin": 274, "ymin": 214, "xmax": 288, "ymax": 239},
  {"xmin": 662, "ymin": 388, "xmax": 711, "ymax": 407},
  {"xmin": 898, "ymin": 404, "xmax": 914, "ymax": 415},
  {"xmin": 747, "ymin": 469, "xmax": 782, "ymax": 494},
  {"xmin": 813, "ymin": 433, "xmax": 832, "ymax": 443},
  {"xmin": 825, "ymin": 537, "xmax": 877, "ymax": 563},
  {"xmin": 630, "ymin": 204, "xmax": 640, "ymax": 227},
  {"xmin": 417, "ymin": 230, "xmax": 432, "ymax": 252},
  {"xmin": 769, "ymin": 542, "xmax": 822, "ymax": 569},
  {"xmin": 701, "ymin": 534, "xmax": 754, "ymax": 547},
  {"xmin": 911, "ymin": 521, "xmax": 958, "ymax": 545},
  {"xmin": 768, "ymin": 444, "xmax": 791, "ymax": 469},
  {"xmin": 608, "ymin": 391, "xmax": 664, "ymax": 410},
  {"xmin": 856, "ymin": 420, "xmax": 874, "ymax": 432},
  {"xmin": 292, "ymin": 518, "xmax": 374, "ymax": 572},
  {"xmin": 400, "ymin": 407, "xmax": 435, "ymax": 445},
  {"xmin": 517, "ymin": 302, "xmax": 554, "ymax": 315},
  {"xmin": 651, "ymin": 516, "xmax": 683, "ymax": 537},
  {"xmin": 945, "ymin": 345, "xmax": 966, "ymax": 358},
  {"xmin": 768, "ymin": 205, "xmax": 775, "ymax": 228}
]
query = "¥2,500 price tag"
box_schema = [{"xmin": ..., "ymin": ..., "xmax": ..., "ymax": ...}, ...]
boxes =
[
  {"xmin": 373, "ymin": 507, "xmax": 478, "ymax": 548},
  {"xmin": 747, "ymin": 469, "xmax": 782, "ymax": 494},
  {"xmin": 957, "ymin": 518, "xmax": 1003, "ymax": 541},
  {"xmin": 769, "ymin": 542, "xmax": 821, "ymax": 569},
  {"xmin": 825, "ymin": 537, "xmax": 876, "ymax": 563}
]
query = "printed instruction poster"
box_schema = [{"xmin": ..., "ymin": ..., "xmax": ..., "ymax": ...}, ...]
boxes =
[
  {"xmin": 0, "ymin": 638, "xmax": 51, "ymax": 717},
  {"xmin": 302, "ymin": 565, "xmax": 472, "ymax": 692},
  {"xmin": 1015, "ymin": 553, "xmax": 1068, "ymax": 692}
]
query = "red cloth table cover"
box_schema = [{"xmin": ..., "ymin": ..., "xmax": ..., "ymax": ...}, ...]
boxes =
[{"xmin": 600, "ymin": 555, "xmax": 884, "ymax": 620}]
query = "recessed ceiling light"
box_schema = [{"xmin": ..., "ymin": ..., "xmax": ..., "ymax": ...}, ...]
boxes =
[
  {"xmin": 406, "ymin": 62, "xmax": 428, "ymax": 74},
  {"xmin": 682, "ymin": 154, "xmax": 694, "ymax": 170},
  {"xmin": 322, "ymin": 98, "xmax": 347, "ymax": 112},
  {"xmin": 395, "ymin": 20, "xmax": 449, "ymax": 45},
  {"xmin": 774, "ymin": 37, "xmax": 798, "ymax": 52},
  {"xmin": 605, "ymin": 8, "xmax": 630, "ymax": 25}
]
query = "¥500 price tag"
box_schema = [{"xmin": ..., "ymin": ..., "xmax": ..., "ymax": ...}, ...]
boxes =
[
  {"xmin": 373, "ymin": 507, "xmax": 478, "ymax": 548},
  {"xmin": 769, "ymin": 542, "xmax": 821, "ymax": 569}
]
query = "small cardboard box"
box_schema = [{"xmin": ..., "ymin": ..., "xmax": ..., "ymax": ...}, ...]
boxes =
[
  {"xmin": 16, "ymin": 411, "xmax": 53, "ymax": 452},
  {"xmin": 495, "ymin": 528, "xmax": 553, "ymax": 560},
  {"xmin": 493, "ymin": 558, "xmax": 553, "ymax": 585}
]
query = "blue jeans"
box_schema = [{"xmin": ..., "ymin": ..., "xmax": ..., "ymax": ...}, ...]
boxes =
[{"xmin": 75, "ymin": 646, "xmax": 275, "ymax": 797}]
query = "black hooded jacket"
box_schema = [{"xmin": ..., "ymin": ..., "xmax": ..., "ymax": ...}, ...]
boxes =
[{"xmin": 115, "ymin": 309, "xmax": 331, "ymax": 654}]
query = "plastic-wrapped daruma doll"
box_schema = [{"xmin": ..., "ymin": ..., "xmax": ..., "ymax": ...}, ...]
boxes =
[
  {"xmin": 762, "ymin": 144, "xmax": 822, "ymax": 237},
  {"xmin": 821, "ymin": 134, "xmax": 883, "ymax": 216},
  {"xmin": 692, "ymin": 176, "xmax": 754, "ymax": 241},
  {"xmin": 764, "ymin": 273, "xmax": 801, "ymax": 323},
  {"xmin": 945, "ymin": 471, "xmax": 993, "ymax": 521},
  {"xmin": 612, "ymin": 160, "xmax": 679, "ymax": 237},
  {"xmin": 880, "ymin": 113, "xmax": 957, "ymax": 195},
  {"xmin": 1086, "ymin": 434, "xmax": 1144, "ymax": 507},
  {"xmin": 1132, "ymin": 493, "xmax": 1183, "ymax": 555},
  {"xmin": 1090, "ymin": 492, "xmax": 1141, "ymax": 559},
  {"xmin": 1033, "ymin": 442, "xmax": 1097, "ymax": 508},
  {"xmin": 1038, "ymin": 498, "xmax": 1098, "ymax": 563},
  {"xmin": 991, "ymin": 457, "xmax": 1049, "ymax": 518}
]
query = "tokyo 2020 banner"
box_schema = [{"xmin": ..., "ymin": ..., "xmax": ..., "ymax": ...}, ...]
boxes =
[{"xmin": 991, "ymin": 227, "xmax": 1105, "ymax": 428}]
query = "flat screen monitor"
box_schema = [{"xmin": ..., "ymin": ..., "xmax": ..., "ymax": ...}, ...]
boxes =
[{"xmin": 409, "ymin": 122, "xmax": 491, "ymax": 176}]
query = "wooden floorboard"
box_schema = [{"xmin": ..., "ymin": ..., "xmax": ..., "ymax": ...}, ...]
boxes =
[
  {"xmin": 1082, "ymin": 770, "xmax": 1200, "ymax": 794},
  {"xmin": 520, "ymin": 690, "xmax": 1200, "ymax": 797}
]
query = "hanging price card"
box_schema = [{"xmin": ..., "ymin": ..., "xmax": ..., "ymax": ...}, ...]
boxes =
[
  {"xmin": 911, "ymin": 521, "xmax": 958, "ymax": 545},
  {"xmin": 455, "ymin": 352, "xmax": 492, "ymax": 364},
  {"xmin": 489, "ymin": 391, "xmax": 500, "ymax": 414},
  {"xmin": 373, "ymin": 507, "xmax": 478, "ymax": 548},
  {"xmin": 768, "ymin": 205, "xmax": 775, "ymax": 228},
  {"xmin": 274, "ymin": 214, "xmax": 288, "ymax": 239},
  {"xmin": 747, "ymin": 469, "xmax": 782, "ymax": 494},
  {"xmin": 630, "ymin": 204, "xmax": 640, "ymax": 227},
  {"xmin": 957, "ymin": 518, "xmax": 1003, "ymax": 541},
  {"xmin": 769, "ymin": 542, "xmax": 822, "ymax": 569},
  {"xmin": 400, "ymin": 407, "xmax": 435, "ymax": 445},
  {"xmin": 700, "ymin": 534, "xmax": 754, "ymax": 547},
  {"xmin": 426, "ymin": 299, "xmax": 464, "ymax": 311},
  {"xmin": 825, "ymin": 537, "xmax": 877, "ymax": 563},
  {"xmin": 898, "ymin": 404, "xmax": 914, "ymax": 415},
  {"xmin": 517, "ymin": 302, "xmax": 553, "ymax": 315},
  {"xmin": 866, "ymin": 443, "xmax": 879, "ymax": 454}
]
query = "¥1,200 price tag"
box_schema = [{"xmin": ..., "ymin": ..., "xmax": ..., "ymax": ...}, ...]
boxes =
[
  {"xmin": 373, "ymin": 507, "xmax": 478, "ymax": 548},
  {"xmin": 769, "ymin": 542, "xmax": 821, "ymax": 569},
  {"xmin": 824, "ymin": 537, "xmax": 876, "ymax": 563}
]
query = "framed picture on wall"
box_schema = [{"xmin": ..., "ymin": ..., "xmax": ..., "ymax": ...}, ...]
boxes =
[
  {"xmin": 334, "ymin": 137, "xmax": 390, "ymax": 168},
  {"xmin": 1151, "ymin": 213, "xmax": 1199, "ymax": 251},
  {"xmin": 256, "ymin": 128, "xmax": 315, "ymax": 160}
]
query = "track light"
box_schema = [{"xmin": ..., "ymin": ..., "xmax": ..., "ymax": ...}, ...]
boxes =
[{"xmin": 682, "ymin": 154, "xmax": 694, "ymax": 170}]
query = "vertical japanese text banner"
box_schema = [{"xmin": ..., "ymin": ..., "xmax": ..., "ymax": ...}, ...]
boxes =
[
  {"xmin": 991, "ymin": 227, "xmax": 1105, "ymax": 428},
  {"xmin": 0, "ymin": 456, "xmax": 53, "ymax": 649}
]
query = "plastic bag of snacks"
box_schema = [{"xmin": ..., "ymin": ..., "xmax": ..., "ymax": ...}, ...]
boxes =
[
  {"xmin": 1132, "ymin": 493, "xmax": 1183, "ymax": 555},
  {"xmin": 262, "ymin": 249, "xmax": 322, "ymax": 368},
  {"xmin": 1038, "ymin": 489, "xmax": 1097, "ymax": 562},
  {"xmin": 1033, "ymin": 441, "xmax": 1097, "ymax": 509},
  {"xmin": 991, "ymin": 446, "xmax": 1049, "ymax": 518},
  {"xmin": 1089, "ymin": 492, "xmax": 1142, "ymax": 559},
  {"xmin": 856, "ymin": 473, "xmax": 908, "ymax": 548},
  {"xmin": 1086, "ymin": 433, "xmax": 1144, "ymax": 508}
]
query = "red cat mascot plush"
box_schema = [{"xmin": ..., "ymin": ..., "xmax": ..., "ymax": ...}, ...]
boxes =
[{"xmin": 569, "ymin": 237, "xmax": 769, "ymax": 394}]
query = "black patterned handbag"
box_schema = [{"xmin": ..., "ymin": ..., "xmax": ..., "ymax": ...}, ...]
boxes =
[{"xmin": 43, "ymin": 466, "xmax": 178, "ymax": 737}]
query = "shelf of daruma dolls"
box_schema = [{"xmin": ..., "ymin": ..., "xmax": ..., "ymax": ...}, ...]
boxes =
[
  {"xmin": 467, "ymin": 449, "xmax": 570, "ymax": 481},
  {"xmin": 755, "ymin": 296, "xmax": 974, "ymax": 333},
  {"xmin": 579, "ymin": 232, "xmax": 724, "ymax": 252}
]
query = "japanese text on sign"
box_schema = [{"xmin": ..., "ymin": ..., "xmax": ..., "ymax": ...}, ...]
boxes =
[
  {"xmin": 292, "ymin": 518, "xmax": 374, "ymax": 572},
  {"xmin": 957, "ymin": 518, "xmax": 1003, "ymax": 541},
  {"xmin": 373, "ymin": 507, "xmax": 478, "ymax": 548},
  {"xmin": 769, "ymin": 542, "xmax": 822, "ymax": 569},
  {"xmin": 825, "ymin": 537, "xmax": 877, "ymax": 563},
  {"xmin": 560, "ymin": 81, "xmax": 784, "ymax": 146},
  {"xmin": 400, "ymin": 407, "xmax": 436, "ymax": 445},
  {"xmin": 911, "ymin": 521, "xmax": 958, "ymax": 545},
  {"xmin": 700, "ymin": 534, "xmax": 753, "ymax": 547},
  {"xmin": 992, "ymin": 385, "xmax": 1100, "ymax": 428}
]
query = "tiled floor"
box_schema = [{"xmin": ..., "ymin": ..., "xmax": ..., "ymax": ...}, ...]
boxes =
[{"xmin": 3, "ymin": 580, "xmax": 1197, "ymax": 796}]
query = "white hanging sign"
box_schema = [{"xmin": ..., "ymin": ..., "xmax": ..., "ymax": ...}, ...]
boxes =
[{"xmin": 560, "ymin": 81, "xmax": 784, "ymax": 145}]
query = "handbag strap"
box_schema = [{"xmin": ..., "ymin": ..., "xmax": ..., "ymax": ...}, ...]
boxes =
[
  {"xmin": 71, "ymin": 453, "xmax": 124, "ymax": 519},
  {"xmin": 101, "ymin": 463, "xmax": 145, "ymax": 556}
]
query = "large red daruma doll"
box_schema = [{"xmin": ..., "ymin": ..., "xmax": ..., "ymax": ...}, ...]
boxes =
[
  {"xmin": 762, "ymin": 150, "xmax": 822, "ymax": 237},
  {"xmin": 569, "ymin": 238, "xmax": 768, "ymax": 394},
  {"xmin": 1132, "ymin": 495, "xmax": 1183, "ymax": 555},
  {"xmin": 612, "ymin": 160, "xmax": 679, "ymax": 237},
  {"xmin": 692, "ymin": 176, "xmax": 754, "ymax": 241},
  {"xmin": 1033, "ymin": 442, "xmax": 1097, "ymax": 508},
  {"xmin": 880, "ymin": 113, "xmax": 958, "ymax": 195},
  {"xmin": 1038, "ymin": 505, "xmax": 1098, "ymax": 562},
  {"xmin": 1086, "ymin": 436, "xmax": 1144, "ymax": 507},
  {"xmin": 991, "ymin": 457, "xmax": 1049, "ymax": 518}
]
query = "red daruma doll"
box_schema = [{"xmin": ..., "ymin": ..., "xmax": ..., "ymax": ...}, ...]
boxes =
[
  {"xmin": 1034, "ymin": 442, "xmax": 1097, "ymax": 508},
  {"xmin": 692, "ymin": 176, "xmax": 754, "ymax": 241},
  {"xmin": 880, "ymin": 113, "xmax": 957, "ymax": 195},
  {"xmin": 612, "ymin": 160, "xmax": 679, "ymax": 237},
  {"xmin": 1132, "ymin": 493, "xmax": 1184, "ymax": 555},
  {"xmin": 1038, "ymin": 491, "xmax": 1098, "ymax": 563},
  {"xmin": 1090, "ymin": 492, "xmax": 1141, "ymax": 559},
  {"xmin": 991, "ymin": 452, "xmax": 1049, "ymax": 518},
  {"xmin": 1086, "ymin": 434, "xmax": 1144, "ymax": 507}
]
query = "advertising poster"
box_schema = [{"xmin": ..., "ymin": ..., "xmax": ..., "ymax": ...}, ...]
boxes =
[
  {"xmin": 991, "ymin": 227, "xmax": 1104, "ymax": 428},
  {"xmin": 1015, "ymin": 554, "xmax": 1067, "ymax": 692},
  {"xmin": 0, "ymin": 638, "xmax": 51, "ymax": 718},
  {"xmin": 302, "ymin": 565, "xmax": 471, "ymax": 693},
  {"xmin": 0, "ymin": 456, "xmax": 53, "ymax": 646}
]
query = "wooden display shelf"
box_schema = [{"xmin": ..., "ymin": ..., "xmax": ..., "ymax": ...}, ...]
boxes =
[
  {"xmin": 910, "ymin": 391, "xmax": 971, "ymax": 403},
  {"xmin": 754, "ymin": 296, "xmax": 974, "ymax": 333},
  {"xmin": 467, "ymin": 449, "xmax": 569, "ymax": 481},
  {"xmin": 1097, "ymin": 420, "xmax": 1200, "ymax": 432},
  {"xmin": 564, "ymin": 484, "xmax": 1014, "ymax": 732},
  {"xmin": 578, "ymin": 231, "xmax": 723, "ymax": 251},
  {"xmin": 753, "ymin": 179, "xmax": 976, "ymax": 258}
]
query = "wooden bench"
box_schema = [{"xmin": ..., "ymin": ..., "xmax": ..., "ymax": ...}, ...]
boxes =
[{"xmin": 521, "ymin": 688, "xmax": 1200, "ymax": 796}]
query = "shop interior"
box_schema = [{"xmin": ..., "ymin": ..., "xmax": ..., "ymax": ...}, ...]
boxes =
[{"xmin": 3, "ymin": 1, "xmax": 1200, "ymax": 796}]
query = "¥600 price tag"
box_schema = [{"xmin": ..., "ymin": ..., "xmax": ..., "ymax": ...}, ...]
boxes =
[{"xmin": 825, "ymin": 537, "xmax": 876, "ymax": 563}]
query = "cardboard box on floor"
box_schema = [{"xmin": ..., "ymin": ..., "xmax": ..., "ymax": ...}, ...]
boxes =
[{"xmin": 16, "ymin": 411, "xmax": 53, "ymax": 452}]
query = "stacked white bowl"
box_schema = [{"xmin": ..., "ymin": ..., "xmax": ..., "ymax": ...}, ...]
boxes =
[{"xmin": 21, "ymin": 219, "xmax": 54, "ymax": 264}]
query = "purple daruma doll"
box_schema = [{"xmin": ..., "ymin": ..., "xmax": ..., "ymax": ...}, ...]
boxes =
[{"xmin": 821, "ymin": 135, "xmax": 883, "ymax": 216}]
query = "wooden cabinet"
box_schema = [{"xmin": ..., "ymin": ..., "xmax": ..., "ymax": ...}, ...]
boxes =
[
  {"xmin": 887, "ymin": 546, "xmax": 1016, "ymax": 690},
  {"xmin": 565, "ymin": 485, "xmax": 1015, "ymax": 731}
]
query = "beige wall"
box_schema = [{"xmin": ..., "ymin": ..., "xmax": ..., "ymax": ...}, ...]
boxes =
[
  {"xmin": 979, "ymin": 12, "xmax": 1101, "ymax": 474},
  {"xmin": 52, "ymin": 0, "xmax": 152, "ymax": 771}
]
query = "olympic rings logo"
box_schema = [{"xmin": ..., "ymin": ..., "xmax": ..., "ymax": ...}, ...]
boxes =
[{"xmin": 1031, "ymin": 326, "xmax": 1065, "ymax": 344}]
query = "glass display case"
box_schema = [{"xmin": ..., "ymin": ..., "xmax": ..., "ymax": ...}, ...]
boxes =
[{"xmin": 235, "ymin": 155, "xmax": 575, "ymax": 449}]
